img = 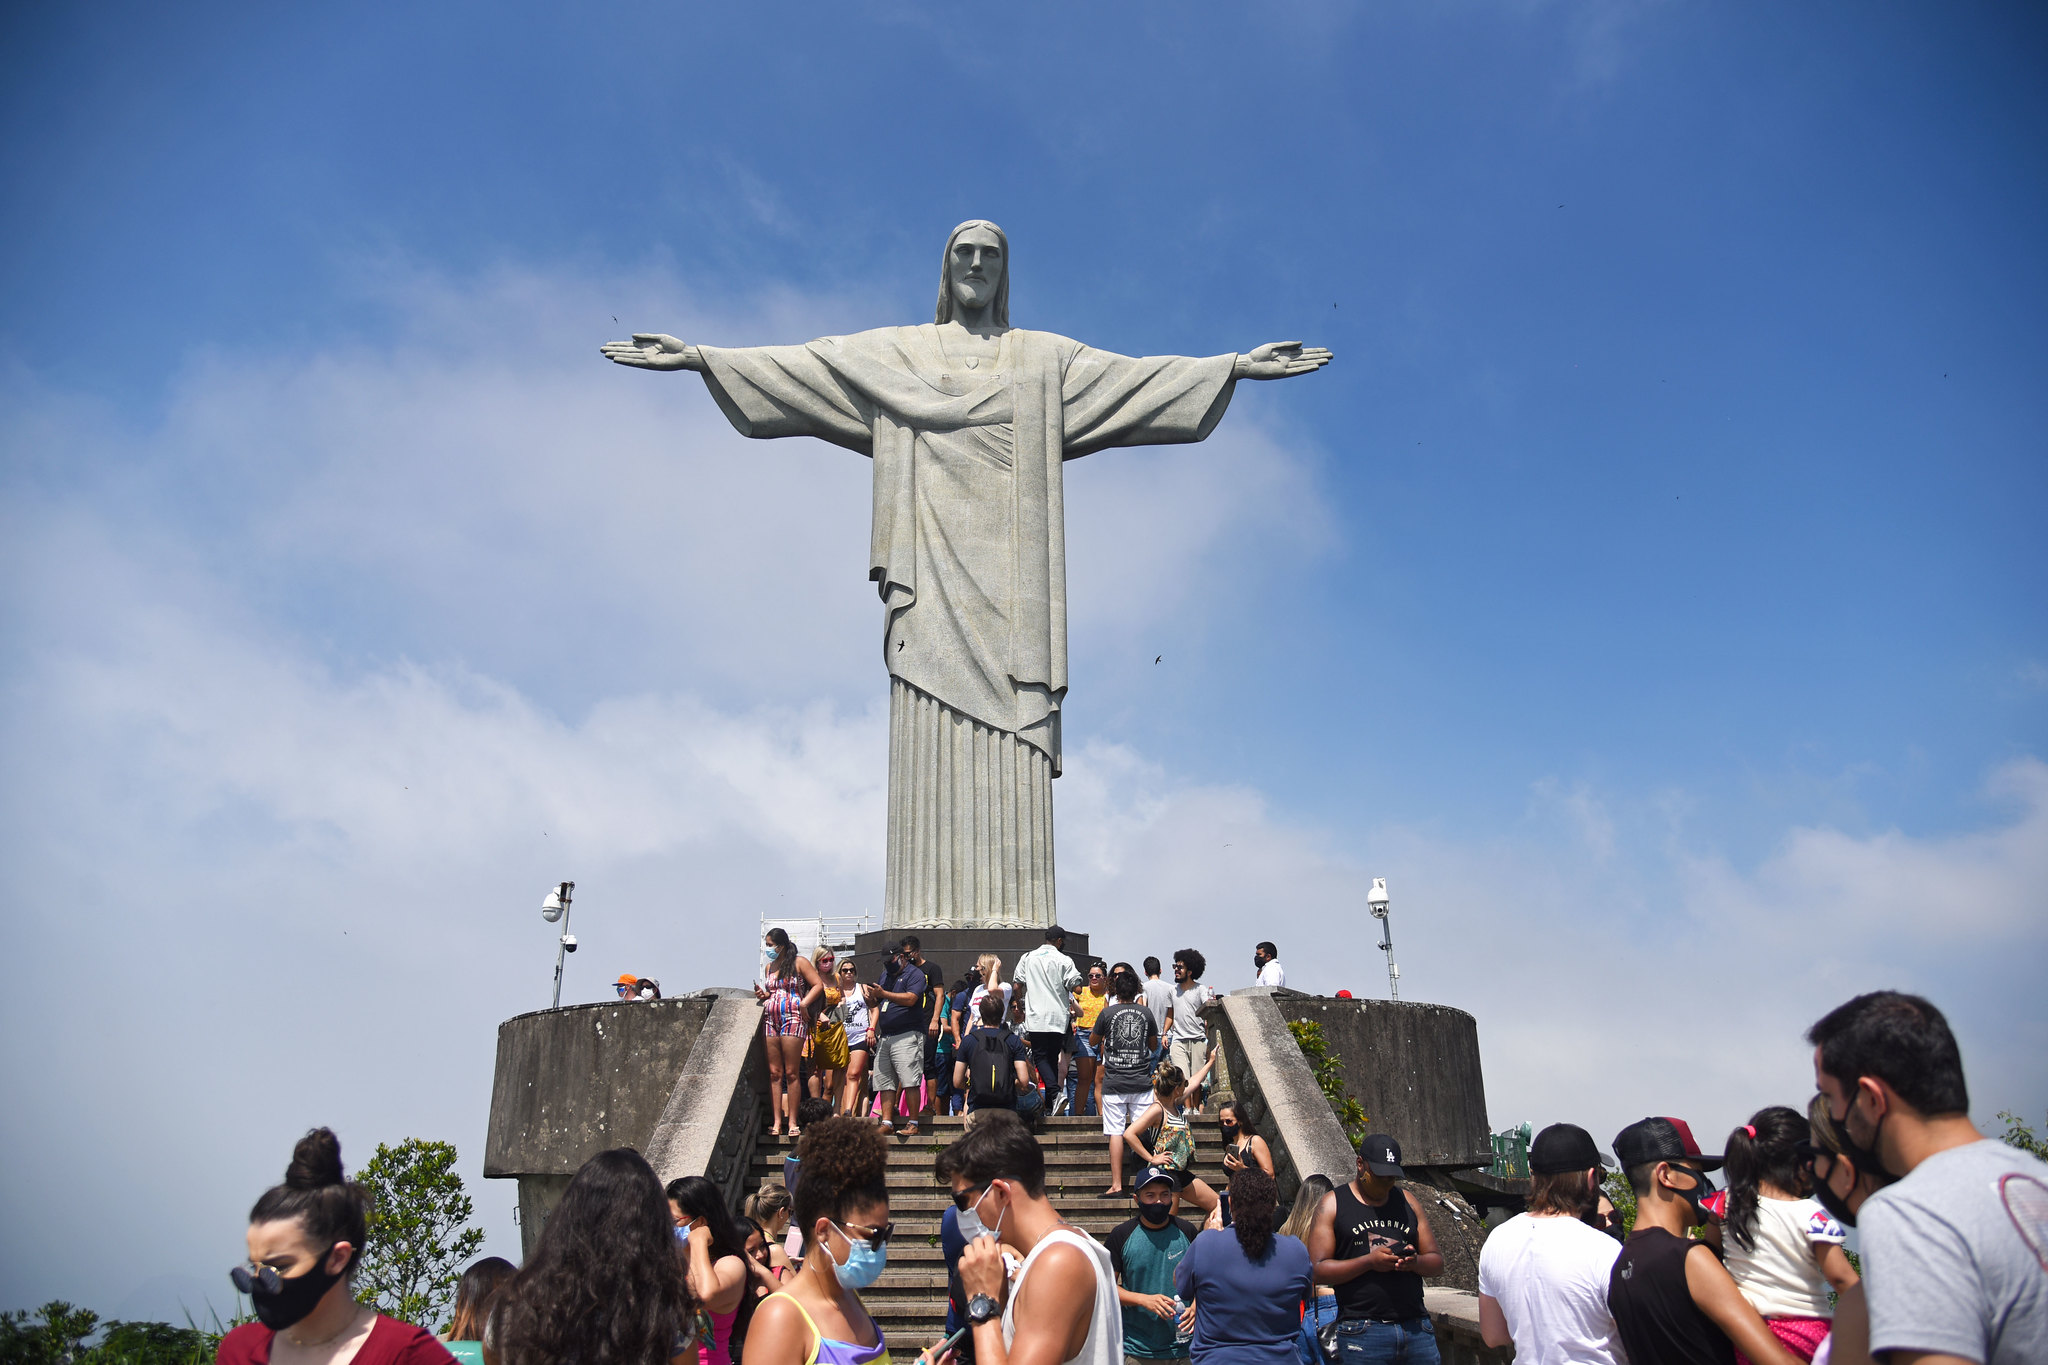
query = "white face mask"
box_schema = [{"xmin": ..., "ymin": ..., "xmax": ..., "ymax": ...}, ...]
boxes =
[
  {"xmin": 956, "ymin": 1183, "xmax": 1007, "ymax": 1244},
  {"xmin": 639, "ymin": 988, "xmax": 654, "ymax": 1000}
]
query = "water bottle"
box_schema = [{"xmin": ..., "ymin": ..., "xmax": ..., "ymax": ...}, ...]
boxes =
[{"xmin": 1171, "ymin": 1297, "xmax": 1193, "ymax": 1349}]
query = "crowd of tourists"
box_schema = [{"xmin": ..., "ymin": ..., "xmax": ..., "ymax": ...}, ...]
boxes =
[{"xmin": 218, "ymin": 988, "xmax": 2040, "ymax": 1365}]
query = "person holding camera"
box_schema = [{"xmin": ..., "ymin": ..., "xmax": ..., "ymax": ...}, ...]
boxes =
[{"xmin": 1306, "ymin": 1135, "xmax": 1444, "ymax": 1365}]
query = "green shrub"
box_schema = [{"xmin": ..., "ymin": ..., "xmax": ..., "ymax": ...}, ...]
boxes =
[{"xmin": 1287, "ymin": 1019, "xmax": 1371, "ymax": 1145}]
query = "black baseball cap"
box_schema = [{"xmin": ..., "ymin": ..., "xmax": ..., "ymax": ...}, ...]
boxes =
[
  {"xmin": 1529, "ymin": 1123, "xmax": 1607, "ymax": 1175},
  {"xmin": 1613, "ymin": 1116, "xmax": 1724, "ymax": 1173},
  {"xmin": 1134, "ymin": 1167, "xmax": 1178, "ymax": 1192},
  {"xmin": 1357, "ymin": 1134, "xmax": 1404, "ymax": 1179}
]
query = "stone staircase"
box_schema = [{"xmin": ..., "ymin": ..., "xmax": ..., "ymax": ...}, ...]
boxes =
[{"xmin": 746, "ymin": 1112, "xmax": 1238, "ymax": 1349}]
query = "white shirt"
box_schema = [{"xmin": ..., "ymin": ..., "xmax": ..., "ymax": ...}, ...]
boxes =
[
  {"xmin": 1476, "ymin": 1213, "xmax": 1625, "ymax": 1365},
  {"xmin": 966, "ymin": 982, "xmax": 1014, "ymax": 1030},
  {"xmin": 1016, "ymin": 943, "xmax": 1081, "ymax": 1035},
  {"xmin": 1257, "ymin": 960, "xmax": 1286, "ymax": 989},
  {"xmin": 1723, "ymin": 1195, "xmax": 1845, "ymax": 1319},
  {"xmin": 1005, "ymin": 1227, "xmax": 1122, "ymax": 1365}
]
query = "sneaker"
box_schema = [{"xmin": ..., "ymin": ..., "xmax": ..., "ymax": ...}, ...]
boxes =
[{"xmin": 1053, "ymin": 1093, "xmax": 1070, "ymax": 1117}]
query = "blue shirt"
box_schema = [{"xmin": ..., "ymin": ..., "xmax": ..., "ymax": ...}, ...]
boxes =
[
  {"xmin": 878, "ymin": 960, "xmax": 928, "ymax": 1035},
  {"xmin": 1174, "ymin": 1230, "xmax": 1314, "ymax": 1365}
]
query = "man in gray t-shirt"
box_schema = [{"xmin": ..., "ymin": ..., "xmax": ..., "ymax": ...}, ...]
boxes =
[
  {"xmin": 1860, "ymin": 1139, "xmax": 2048, "ymax": 1365},
  {"xmin": 1810, "ymin": 989, "xmax": 2048, "ymax": 1365}
]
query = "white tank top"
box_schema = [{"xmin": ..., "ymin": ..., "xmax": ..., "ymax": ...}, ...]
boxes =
[{"xmin": 1003, "ymin": 1226, "xmax": 1122, "ymax": 1365}]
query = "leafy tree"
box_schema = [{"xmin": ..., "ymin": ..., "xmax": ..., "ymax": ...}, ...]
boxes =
[
  {"xmin": 1601, "ymin": 1169, "xmax": 1637, "ymax": 1236},
  {"xmin": 1996, "ymin": 1110, "xmax": 2046, "ymax": 1161},
  {"xmin": 351, "ymin": 1139, "xmax": 486, "ymax": 1329},
  {"xmin": 93, "ymin": 1321, "xmax": 214, "ymax": 1365},
  {"xmin": 0, "ymin": 1302, "xmax": 100, "ymax": 1365},
  {"xmin": 1286, "ymin": 1019, "xmax": 1372, "ymax": 1145}
]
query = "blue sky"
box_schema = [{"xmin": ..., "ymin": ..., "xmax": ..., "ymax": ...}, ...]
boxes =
[{"xmin": 3, "ymin": 1, "xmax": 2043, "ymax": 1322}]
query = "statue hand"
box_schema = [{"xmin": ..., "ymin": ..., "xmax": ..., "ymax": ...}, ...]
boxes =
[
  {"xmin": 1238, "ymin": 341, "xmax": 1332, "ymax": 380},
  {"xmin": 600, "ymin": 333, "xmax": 702, "ymax": 371}
]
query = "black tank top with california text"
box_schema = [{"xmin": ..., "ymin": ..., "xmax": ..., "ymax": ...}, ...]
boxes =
[{"xmin": 1330, "ymin": 1182, "xmax": 1425, "ymax": 1321}]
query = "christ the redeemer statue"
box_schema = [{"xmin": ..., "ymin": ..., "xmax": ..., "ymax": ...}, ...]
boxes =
[{"xmin": 603, "ymin": 221, "xmax": 1330, "ymax": 930}]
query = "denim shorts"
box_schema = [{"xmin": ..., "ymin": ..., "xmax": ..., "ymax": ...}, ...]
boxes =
[{"xmin": 1331, "ymin": 1317, "xmax": 1438, "ymax": 1365}]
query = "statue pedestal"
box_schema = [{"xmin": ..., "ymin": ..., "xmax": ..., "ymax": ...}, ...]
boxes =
[{"xmin": 850, "ymin": 926, "xmax": 1091, "ymax": 985}]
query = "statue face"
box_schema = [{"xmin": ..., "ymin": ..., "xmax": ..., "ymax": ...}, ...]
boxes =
[{"xmin": 948, "ymin": 226, "xmax": 1005, "ymax": 315}]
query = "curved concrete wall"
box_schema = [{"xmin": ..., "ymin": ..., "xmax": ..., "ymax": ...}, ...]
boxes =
[
  {"xmin": 1271, "ymin": 995, "xmax": 1492, "ymax": 1169},
  {"xmin": 484, "ymin": 994, "xmax": 720, "ymax": 1179}
]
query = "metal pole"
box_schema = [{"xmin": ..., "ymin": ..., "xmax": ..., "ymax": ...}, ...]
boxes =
[
  {"xmin": 1382, "ymin": 906, "xmax": 1400, "ymax": 1000},
  {"xmin": 551, "ymin": 897, "xmax": 572, "ymax": 1010}
]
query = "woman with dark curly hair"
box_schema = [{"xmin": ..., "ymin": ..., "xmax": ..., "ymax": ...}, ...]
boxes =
[
  {"xmin": 217, "ymin": 1128, "xmax": 455, "ymax": 1365},
  {"xmin": 487, "ymin": 1149, "xmax": 694, "ymax": 1365},
  {"xmin": 743, "ymin": 1116, "xmax": 893, "ymax": 1365},
  {"xmin": 1173, "ymin": 1165, "xmax": 1313, "ymax": 1365}
]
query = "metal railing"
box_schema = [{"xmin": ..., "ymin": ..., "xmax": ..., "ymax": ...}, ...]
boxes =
[{"xmin": 759, "ymin": 908, "xmax": 875, "ymax": 960}]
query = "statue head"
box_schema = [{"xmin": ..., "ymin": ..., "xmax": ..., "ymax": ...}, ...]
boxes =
[{"xmin": 935, "ymin": 220, "xmax": 1009, "ymax": 327}]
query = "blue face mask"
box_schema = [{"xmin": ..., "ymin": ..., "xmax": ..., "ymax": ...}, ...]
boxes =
[
  {"xmin": 827, "ymin": 1223, "xmax": 887, "ymax": 1289},
  {"xmin": 763, "ymin": 943, "xmax": 779, "ymax": 961}
]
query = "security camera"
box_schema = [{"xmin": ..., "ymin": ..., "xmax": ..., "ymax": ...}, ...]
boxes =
[{"xmin": 561, "ymin": 933, "xmax": 578, "ymax": 953}]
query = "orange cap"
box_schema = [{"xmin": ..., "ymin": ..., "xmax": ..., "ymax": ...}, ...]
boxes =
[{"xmin": 617, "ymin": 973, "xmax": 639, "ymax": 985}]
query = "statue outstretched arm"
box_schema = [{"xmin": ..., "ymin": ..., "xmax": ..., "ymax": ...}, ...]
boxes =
[
  {"xmin": 1233, "ymin": 341, "xmax": 1333, "ymax": 380},
  {"xmin": 600, "ymin": 333, "xmax": 704, "ymax": 372}
]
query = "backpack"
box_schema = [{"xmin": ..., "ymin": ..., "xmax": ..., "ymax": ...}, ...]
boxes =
[{"xmin": 966, "ymin": 1027, "xmax": 1016, "ymax": 1109}]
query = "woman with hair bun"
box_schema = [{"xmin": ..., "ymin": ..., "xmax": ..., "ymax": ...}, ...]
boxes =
[
  {"xmin": 217, "ymin": 1128, "xmax": 456, "ymax": 1365},
  {"xmin": 1710, "ymin": 1106, "xmax": 1859, "ymax": 1362},
  {"xmin": 489, "ymin": 1147, "xmax": 694, "ymax": 1365},
  {"xmin": 743, "ymin": 1116, "xmax": 893, "ymax": 1365}
]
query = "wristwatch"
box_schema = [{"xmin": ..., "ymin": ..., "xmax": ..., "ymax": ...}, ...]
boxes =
[{"xmin": 966, "ymin": 1293, "xmax": 1001, "ymax": 1325}]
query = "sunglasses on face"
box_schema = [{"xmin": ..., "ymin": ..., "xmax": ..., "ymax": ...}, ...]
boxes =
[
  {"xmin": 229, "ymin": 1262, "xmax": 285, "ymax": 1295},
  {"xmin": 839, "ymin": 1219, "xmax": 895, "ymax": 1251},
  {"xmin": 616, "ymin": 983, "xmax": 634, "ymax": 996}
]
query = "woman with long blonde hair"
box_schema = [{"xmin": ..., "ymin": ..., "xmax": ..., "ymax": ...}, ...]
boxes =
[{"xmin": 805, "ymin": 949, "xmax": 850, "ymax": 1110}]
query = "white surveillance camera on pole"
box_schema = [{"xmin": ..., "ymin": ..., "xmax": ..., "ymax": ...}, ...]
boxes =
[
  {"xmin": 1366, "ymin": 877, "xmax": 1399, "ymax": 1000},
  {"xmin": 542, "ymin": 881, "xmax": 575, "ymax": 1009}
]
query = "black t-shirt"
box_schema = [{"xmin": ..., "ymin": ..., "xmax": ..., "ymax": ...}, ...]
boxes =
[
  {"xmin": 1096, "ymin": 1000, "xmax": 1159, "ymax": 1093},
  {"xmin": 1609, "ymin": 1227, "xmax": 1735, "ymax": 1365},
  {"xmin": 1330, "ymin": 1182, "xmax": 1425, "ymax": 1322}
]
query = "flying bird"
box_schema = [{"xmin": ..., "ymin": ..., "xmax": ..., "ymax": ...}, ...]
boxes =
[{"xmin": 1154, "ymin": 655, "xmax": 1162, "ymax": 664}]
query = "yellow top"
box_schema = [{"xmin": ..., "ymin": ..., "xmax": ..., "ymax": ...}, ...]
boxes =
[{"xmin": 1073, "ymin": 985, "xmax": 1110, "ymax": 1030}]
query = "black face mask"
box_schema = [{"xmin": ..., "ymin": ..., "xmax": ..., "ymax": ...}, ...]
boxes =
[
  {"xmin": 1137, "ymin": 1202, "xmax": 1174, "ymax": 1228},
  {"xmin": 246, "ymin": 1254, "xmax": 343, "ymax": 1330},
  {"xmin": 1831, "ymin": 1097, "xmax": 1901, "ymax": 1186},
  {"xmin": 1811, "ymin": 1165, "xmax": 1860, "ymax": 1229},
  {"xmin": 1667, "ymin": 1166, "xmax": 1715, "ymax": 1227},
  {"xmin": 1219, "ymin": 1123, "xmax": 1239, "ymax": 1139}
]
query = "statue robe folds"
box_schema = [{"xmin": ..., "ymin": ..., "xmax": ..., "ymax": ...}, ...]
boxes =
[{"xmin": 697, "ymin": 325, "xmax": 1237, "ymax": 927}]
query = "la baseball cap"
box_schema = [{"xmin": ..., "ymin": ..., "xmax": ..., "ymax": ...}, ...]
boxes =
[
  {"xmin": 1528, "ymin": 1123, "xmax": 1606, "ymax": 1175},
  {"xmin": 1357, "ymin": 1134, "xmax": 1404, "ymax": 1179},
  {"xmin": 1614, "ymin": 1116, "xmax": 1724, "ymax": 1172},
  {"xmin": 1134, "ymin": 1167, "xmax": 1178, "ymax": 1192}
]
